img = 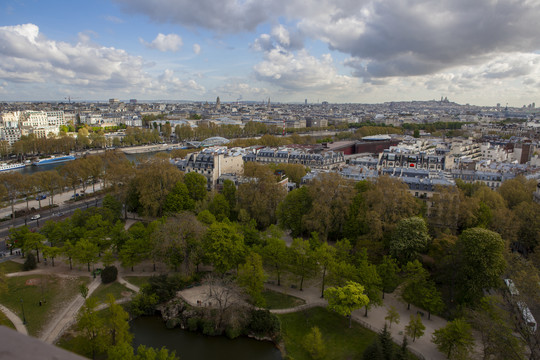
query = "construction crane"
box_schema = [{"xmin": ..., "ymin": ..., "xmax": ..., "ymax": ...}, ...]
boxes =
[{"xmin": 64, "ymin": 96, "xmax": 80, "ymax": 104}]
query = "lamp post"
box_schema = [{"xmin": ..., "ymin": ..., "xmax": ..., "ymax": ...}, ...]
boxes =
[{"xmin": 20, "ymin": 298, "xmax": 26, "ymax": 325}]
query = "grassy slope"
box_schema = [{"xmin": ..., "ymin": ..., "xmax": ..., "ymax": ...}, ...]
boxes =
[{"xmin": 0, "ymin": 274, "xmax": 90, "ymax": 337}]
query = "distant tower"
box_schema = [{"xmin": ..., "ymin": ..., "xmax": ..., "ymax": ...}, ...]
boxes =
[
  {"xmin": 216, "ymin": 96, "xmax": 221, "ymax": 110},
  {"xmin": 305, "ymin": 99, "xmax": 308, "ymax": 106},
  {"xmin": 267, "ymin": 98, "xmax": 271, "ymax": 110}
]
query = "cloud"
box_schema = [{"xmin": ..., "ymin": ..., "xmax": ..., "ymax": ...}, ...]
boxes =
[
  {"xmin": 193, "ymin": 43, "xmax": 201, "ymax": 55},
  {"xmin": 103, "ymin": 15, "xmax": 124, "ymax": 24},
  {"xmin": 0, "ymin": 23, "xmax": 203, "ymax": 98},
  {"xmin": 254, "ymin": 47, "xmax": 355, "ymax": 91},
  {"xmin": 140, "ymin": 33, "xmax": 183, "ymax": 52},
  {"xmin": 298, "ymin": 0, "xmax": 540, "ymax": 79},
  {"xmin": 213, "ymin": 82, "xmax": 269, "ymax": 100},
  {"xmin": 116, "ymin": 0, "xmax": 540, "ymax": 82},
  {"xmin": 113, "ymin": 0, "xmax": 285, "ymax": 32}
]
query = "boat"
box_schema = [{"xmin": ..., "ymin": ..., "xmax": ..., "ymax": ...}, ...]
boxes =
[
  {"xmin": 0, "ymin": 162, "xmax": 25, "ymax": 172},
  {"xmin": 32, "ymin": 155, "xmax": 76, "ymax": 166}
]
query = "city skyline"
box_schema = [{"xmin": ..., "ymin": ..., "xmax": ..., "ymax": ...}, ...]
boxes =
[{"xmin": 1, "ymin": 0, "xmax": 540, "ymax": 107}]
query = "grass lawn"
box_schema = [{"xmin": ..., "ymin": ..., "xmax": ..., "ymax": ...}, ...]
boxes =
[
  {"xmin": 123, "ymin": 275, "xmax": 151, "ymax": 289},
  {"xmin": 262, "ymin": 289, "xmax": 305, "ymax": 310},
  {"xmin": 279, "ymin": 307, "xmax": 378, "ymax": 360},
  {"xmin": 0, "ymin": 310, "xmax": 15, "ymax": 329},
  {"xmin": 0, "ymin": 260, "xmax": 23, "ymax": 274},
  {"xmin": 0, "ymin": 275, "xmax": 90, "ymax": 337},
  {"xmin": 89, "ymin": 281, "xmax": 134, "ymax": 304},
  {"xmin": 279, "ymin": 306, "xmax": 419, "ymax": 360}
]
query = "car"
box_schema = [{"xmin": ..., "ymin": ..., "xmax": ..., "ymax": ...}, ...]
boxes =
[
  {"xmin": 53, "ymin": 212, "xmax": 64, "ymax": 217},
  {"xmin": 35, "ymin": 195, "xmax": 46, "ymax": 200},
  {"xmin": 71, "ymin": 193, "xmax": 80, "ymax": 199},
  {"xmin": 30, "ymin": 214, "xmax": 41, "ymax": 220}
]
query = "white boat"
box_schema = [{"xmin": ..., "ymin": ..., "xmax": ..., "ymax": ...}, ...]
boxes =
[{"xmin": 0, "ymin": 162, "xmax": 25, "ymax": 172}]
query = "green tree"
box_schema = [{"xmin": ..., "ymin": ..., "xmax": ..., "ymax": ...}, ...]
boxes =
[
  {"xmin": 401, "ymin": 260, "xmax": 429, "ymax": 310},
  {"xmin": 104, "ymin": 294, "xmax": 132, "ymax": 346},
  {"xmin": 432, "ymin": 318, "xmax": 475, "ymax": 359},
  {"xmin": 74, "ymin": 238, "xmax": 100, "ymax": 272},
  {"xmin": 208, "ymin": 193, "xmax": 230, "ymax": 221},
  {"xmin": 184, "ymin": 172, "xmax": 208, "ymax": 201},
  {"xmin": 277, "ymin": 186, "xmax": 312, "ymax": 237},
  {"xmin": 203, "ymin": 221, "xmax": 245, "ymax": 274},
  {"xmin": 152, "ymin": 215, "xmax": 204, "ymax": 273},
  {"xmin": 76, "ymin": 297, "xmax": 106, "ymax": 359},
  {"xmin": 315, "ymin": 242, "xmax": 336, "ymax": 297},
  {"xmin": 420, "ymin": 280, "xmax": 445, "ymax": 320},
  {"xmin": 356, "ymin": 249, "xmax": 382, "ymax": 316},
  {"xmin": 135, "ymin": 345, "xmax": 179, "ymax": 360},
  {"xmin": 385, "ymin": 305, "xmax": 400, "ymax": 329},
  {"xmin": 377, "ymin": 255, "xmax": 400, "ymax": 298},
  {"xmin": 405, "ymin": 314, "xmax": 425, "ymax": 342},
  {"xmin": 363, "ymin": 339, "xmax": 383, "ymax": 360},
  {"xmin": 237, "ymin": 252, "xmax": 266, "ymax": 306},
  {"xmin": 62, "ymin": 240, "xmax": 77, "ymax": 270},
  {"xmin": 238, "ymin": 162, "xmax": 287, "ymax": 228},
  {"xmin": 302, "ymin": 173, "xmax": 354, "ymax": 240},
  {"xmin": 289, "ymin": 238, "xmax": 318, "ymax": 291},
  {"xmin": 163, "ymin": 181, "xmax": 194, "ymax": 214},
  {"xmin": 79, "ymin": 283, "xmax": 89, "ymax": 299},
  {"xmin": 325, "ymin": 281, "xmax": 370, "ymax": 327},
  {"xmin": 22, "ymin": 232, "xmax": 46, "ymax": 263},
  {"xmin": 379, "ymin": 323, "xmax": 394, "ymax": 360},
  {"xmin": 222, "ymin": 179, "xmax": 237, "ymax": 219},
  {"xmin": 303, "ymin": 326, "xmax": 326, "ymax": 360},
  {"xmin": 132, "ymin": 160, "xmax": 184, "ymax": 217},
  {"xmin": 396, "ymin": 336, "xmax": 409, "ymax": 360},
  {"xmin": 390, "ymin": 216, "xmax": 430, "ymax": 264},
  {"xmin": 456, "ymin": 228, "xmax": 506, "ymax": 303},
  {"xmin": 260, "ymin": 236, "xmax": 288, "ymax": 286},
  {"xmin": 119, "ymin": 236, "xmax": 148, "ymax": 271}
]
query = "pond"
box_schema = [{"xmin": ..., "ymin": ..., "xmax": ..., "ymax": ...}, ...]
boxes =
[{"xmin": 131, "ymin": 316, "xmax": 283, "ymax": 360}]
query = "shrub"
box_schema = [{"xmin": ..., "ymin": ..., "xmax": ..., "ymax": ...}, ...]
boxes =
[
  {"xmin": 101, "ymin": 265, "xmax": 118, "ymax": 284},
  {"xmin": 187, "ymin": 317, "xmax": 199, "ymax": 332},
  {"xmin": 129, "ymin": 290, "xmax": 159, "ymax": 317},
  {"xmin": 248, "ymin": 309, "xmax": 281, "ymax": 339},
  {"xmin": 225, "ymin": 324, "xmax": 243, "ymax": 339},
  {"xmin": 23, "ymin": 253, "xmax": 37, "ymax": 271}
]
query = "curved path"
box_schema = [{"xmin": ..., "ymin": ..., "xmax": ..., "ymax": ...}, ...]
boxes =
[
  {"xmin": 0, "ymin": 304, "xmax": 28, "ymax": 335},
  {"xmin": 263, "ymin": 283, "xmax": 448, "ymax": 360}
]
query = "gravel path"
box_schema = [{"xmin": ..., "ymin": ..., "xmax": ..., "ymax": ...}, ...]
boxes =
[{"xmin": 39, "ymin": 277, "xmax": 101, "ymax": 344}]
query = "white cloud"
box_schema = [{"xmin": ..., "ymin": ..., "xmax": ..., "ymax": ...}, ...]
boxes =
[
  {"xmin": 193, "ymin": 43, "xmax": 201, "ymax": 55},
  {"xmin": 0, "ymin": 24, "xmax": 204, "ymax": 99},
  {"xmin": 254, "ymin": 48, "xmax": 355, "ymax": 91},
  {"xmin": 140, "ymin": 33, "xmax": 183, "ymax": 52}
]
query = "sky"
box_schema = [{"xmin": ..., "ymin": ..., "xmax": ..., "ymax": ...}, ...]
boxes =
[{"xmin": 1, "ymin": 0, "xmax": 540, "ymax": 106}]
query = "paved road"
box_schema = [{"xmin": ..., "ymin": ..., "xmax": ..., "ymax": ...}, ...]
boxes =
[
  {"xmin": 0, "ymin": 185, "xmax": 104, "ymax": 251},
  {"xmin": 0, "ymin": 304, "xmax": 28, "ymax": 335}
]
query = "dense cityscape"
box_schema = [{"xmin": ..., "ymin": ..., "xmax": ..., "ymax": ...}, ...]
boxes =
[
  {"xmin": 0, "ymin": 96, "xmax": 539, "ymax": 360},
  {"xmin": 2, "ymin": 0, "xmax": 540, "ymax": 359}
]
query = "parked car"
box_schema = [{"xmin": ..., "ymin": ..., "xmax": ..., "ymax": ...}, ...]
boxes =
[
  {"xmin": 35, "ymin": 194, "xmax": 46, "ymax": 200},
  {"xmin": 53, "ymin": 212, "xmax": 63, "ymax": 217},
  {"xmin": 30, "ymin": 214, "xmax": 41, "ymax": 220},
  {"xmin": 71, "ymin": 193, "xmax": 80, "ymax": 199}
]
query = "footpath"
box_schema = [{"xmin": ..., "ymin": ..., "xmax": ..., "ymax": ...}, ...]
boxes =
[{"xmin": 176, "ymin": 280, "xmax": 449, "ymax": 360}]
